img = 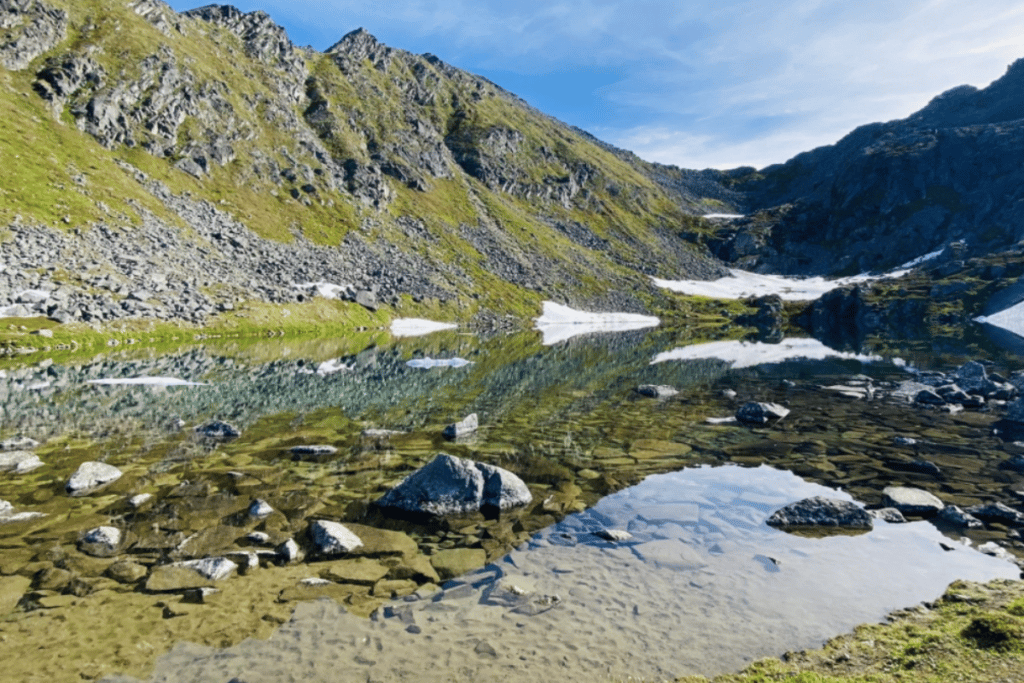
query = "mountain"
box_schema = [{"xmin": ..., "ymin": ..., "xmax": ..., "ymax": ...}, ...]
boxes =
[
  {"xmin": 0, "ymin": 0, "xmax": 736, "ymax": 330},
  {"xmin": 707, "ymin": 59, "xmax": 1024, "ymax": 277}
]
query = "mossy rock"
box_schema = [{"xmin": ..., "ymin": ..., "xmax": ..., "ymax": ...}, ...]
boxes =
[{"xmin": 961, "ymin": 613, "xmax": 1024, "ymax": 651}]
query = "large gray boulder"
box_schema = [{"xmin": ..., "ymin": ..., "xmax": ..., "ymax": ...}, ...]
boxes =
[
  {"xmin": 377, "ymin": 453, "xmax": 532, "ymax": 516},
  {"xmin": 66, "ymin": 461, "xmax": 122, "ymax": 496},
  {"xmin": 766, "ymin": 496, "xmax": 873, "ymax": 529}
]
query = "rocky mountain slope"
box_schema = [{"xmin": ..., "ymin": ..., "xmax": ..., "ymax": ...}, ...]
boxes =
[
  {"xmin": 0, "ymin": 0, "xmax": 733, "ymax": 328},
  {"xmin": 707, "ymin": 59, "xmax": 1024, "ymax": 277}
]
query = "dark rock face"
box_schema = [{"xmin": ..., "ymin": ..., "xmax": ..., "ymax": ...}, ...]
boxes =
[
  {"xmin": 723, "ymin": 58, "xmax": 1024, "ymax": 276},
  {"xmin": 766, "ymin": 496, "xmax": 873, "ymax": 529}
]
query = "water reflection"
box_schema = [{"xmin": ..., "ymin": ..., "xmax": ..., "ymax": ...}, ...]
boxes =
[{"xmin": 134, "ymin": 464, "xmax": 1017, "ymax": 683}]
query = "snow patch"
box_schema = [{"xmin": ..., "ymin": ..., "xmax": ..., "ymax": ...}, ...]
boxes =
[
  {"xmin": 87, "ymin": 377, "xmax": 209, "ymax": 387},
  {"xmin": 315, "ymin": 359, "xmax": 353, "ymax": 376},
  {"xmin": 294, "ymin": 282, "xmax": 351, "ymax": 300},
  {"xmin": 654, "ymin": 247, "xmax": 946, "ymax": 302},
  {"xmin": 534, "ymin": 302, "xmax": 660, "ymax": 345},
  {"xmin": 406, "ymin": 357, "xmax": 473, "ymax": 369},
  {"xmin": 391, "ymin": 318, "xmax": 458, "ymax": 337},
  {"xmin": 702, "ymin": 213, "xmax": 745, "ymax": 219},
  {"xmin": 651, "ymin": 338, "xmax": 883, "ymax": 369}
]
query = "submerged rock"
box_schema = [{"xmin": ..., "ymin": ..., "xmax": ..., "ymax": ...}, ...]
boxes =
[
  {"xmin": 376, "ymin": 453, "xmax": 532, "ymax": 516},
  {"xmin": 289, "ymin": 444, "xmax": 338, "ymax": 460},
  {"xmin": 65, "ymin": 461, "xmax": 122, "ymax": 496},
  {"xmin": 766, "ymin": 496, "xmax": 873, "ymax": 529},
  {"xmin": 248, "ymin": 498, "xmax": 274, "ymax": 519},
  {"xmin": 966, "ymin": 503, "xmax": 1024, "ymax": 526},
  {"xmin": 736, "ymin": 402, "xmax": 790, "ymax": 425}
]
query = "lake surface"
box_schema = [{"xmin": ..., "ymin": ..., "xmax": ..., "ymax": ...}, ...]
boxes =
[
  {"xmin": 1, "ymin": 321, "xmax": 1023, "ymax": 682},
  {"xmin": 136, "ymin": 464, "xmax": 1017, "ymax": 682}
]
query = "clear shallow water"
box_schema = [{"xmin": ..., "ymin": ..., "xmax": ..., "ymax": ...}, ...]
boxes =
[{"xmin": 128, "ymin": 464, "xmax": 1017, "ymax": 683}]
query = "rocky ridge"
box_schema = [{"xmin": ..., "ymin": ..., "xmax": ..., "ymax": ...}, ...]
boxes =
[
  {"xmin": 711, "ymin": 59, "xmax": 1024, "ymax": 276},
  {"xmin": 0, "ymin": 0, "xmax": 729, "ymax": 327}
]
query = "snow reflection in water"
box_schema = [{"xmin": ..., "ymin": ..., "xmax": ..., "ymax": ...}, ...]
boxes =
[{"xmin": 138, "ymin": 465, "xmax": 1017, "ymax": 683}]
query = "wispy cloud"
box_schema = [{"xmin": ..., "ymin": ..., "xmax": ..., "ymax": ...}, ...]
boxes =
[{"xmin": 170, "ymin": 0, "xmax": 1024, "ymax": 169}]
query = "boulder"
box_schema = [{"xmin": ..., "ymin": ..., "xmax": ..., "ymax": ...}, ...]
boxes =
[
  {"xmin": 277, "ymin": 538, "xmax": 303, "ymax": 563},
  {"xmin": 66, "ymin": 461, "xmax": 122, "ymax": 496},
  {"xmin": 637, "ymin": 385, "xmax": 678, "ymax": 399},
  {"xmin": 310, "ymin": 520, "xmax": 363, "ymax": 555},
  {"xmin": 320, "ymin": 558, "xmax": 389, "ymax": 585},
  {"xmin": 736, "ymin": 402, "xmax": 790, "ymax": 425},
  {"xmin": 966, "ymin": 502, "xmax": 1024, "ymax": 526},
  {"xmin": 766, "ymin": 496, "xmax": 873, "ymax": 529},
  {"xmin": 0, "ymin": 575, "xmax": 32, "ymax": 614},
  {"xmin": 248, "ymin": 499, "xmax": 274, "ymax": 519},
  {"xmin": 593, "ymin": 529, "xmax": 633, "ymax": 542},
  {"xmin": 869, "ymin": 507, "xmax": 907, "ymax": 523},
  {"xmin": 0, "ymin": 450, "xmax": 43, "ymax": 474},
  {"xmin": 952, "ymin": 361, "xmax": 997, "ymax": 396},
  {"xmin": 882, "ymin": 486, "xmax": 944, "ymax": 515},
  {"xmin": 443, "ymin": 413, "xmax": 478, "ymax": 439},
  {"xmin": 194, "ymin": 420, "xmax": 240, "ymax": 439},
  {"xmin": 78, "ymin": 526, "xmax": 122, "ymax": 557},
  {"xmin": 0, "ymin": 437, "xmax": 39, "ymax": 451},
  {"xmin": 376, "ymin": 453, "xmax": 532, "ymax": 516},
  {"xmin": 938, "ymin": 505, "xmax": 984, "ymax": 529},
  {"xmin": 145, "ymin": 557, "xmax": 238, "ymax": 591}
]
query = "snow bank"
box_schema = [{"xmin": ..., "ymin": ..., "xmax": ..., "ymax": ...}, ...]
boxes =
[
  {"xmin": 391, "ymin": 318, "xmax": 458, "ymax": 337},
  {"xmin": 87, "ymin": 377, "xmax": 209, "ymax": 387},
  {"xmin": 654, "ymin": 248, "xmax": 946, "ymax": 302},
  {"xmin": 534, "ymin": 302, "xmax": 660, "ymax": 346},
  {"xmin": 406, "ymin": 357, "xmax": 472, "ymax": 369},
  {"xmin": 702, "ymin": 213, "xmax": 745, "ymax": 219},
  {"xmin": 651, "ymin": 338, "xmax": 883, "ymax": 369},
  {"xmin": 294, "ymin": 282, "xmax": 350, "ymax": 300},
  {"xmin": 976, "ymin": 302, "xmax": 1024, "ymax": 338}
]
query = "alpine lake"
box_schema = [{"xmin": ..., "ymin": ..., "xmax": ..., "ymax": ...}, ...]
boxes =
[{"xmin": 2, "ymin": 319, "xmax": 1024, "ymax": 683}]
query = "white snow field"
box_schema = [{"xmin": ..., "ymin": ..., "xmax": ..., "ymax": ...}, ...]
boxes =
[{"xmin": 534, "ymin": 301, "xmax": 660, "ymax": 345}]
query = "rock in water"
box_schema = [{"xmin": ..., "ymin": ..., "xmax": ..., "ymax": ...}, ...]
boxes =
[
  {"xmin": 377, "ymin": 453, "xmax": 531, "ymax": 516},
  {"xmin": 637, "ymin": 385, "xmax": 678, "ymax": 399},
  {"xmin": 310, "ymin": 520, "xmax": 363, "ymax": 555},
  {"xmin": 443, "ymin": 413, "xmax": 478, "ymax": 439},
  {"xmin": 736, "ymin": 402, "xmax": 790, "ymax": 425},
  {"xmin": 882, "ymin": 486, "xmax": 944, "ymax": 515},
  {"xmin": 66, "ymin": 461, "xmax": 122, "ymax": 496},
  {"xmin": 78, "ymin": 526, "xmax": 123, "ymax": 557},
  {"xmin": 766, "ymin": 496, "xmax": 873, "ymax": 529},
  {"xmin": 0, "ymin": 450, "xmax": 43, "ymax": 474}
]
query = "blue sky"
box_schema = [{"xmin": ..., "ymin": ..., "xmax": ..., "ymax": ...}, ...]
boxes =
[{"xmin": 166, "ymin": 0, "xmax": 1024, "ymax": 170}]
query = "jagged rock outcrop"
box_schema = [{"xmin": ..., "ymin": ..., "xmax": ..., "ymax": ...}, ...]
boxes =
[
  {"xmin": 0, "ymin": 0, "xmax": 66, "ymax": 71},
  {"xmin": 724, "ymin": 59, "xmax": 1024, "ymax": 276},
  {"xmin": 0, "ymin": 0, "xmax": 731, "ymax": 325}
]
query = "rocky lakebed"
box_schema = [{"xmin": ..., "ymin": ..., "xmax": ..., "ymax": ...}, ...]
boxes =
[{"xmin": 2, "ymin": 326, "xmax": 1024, "ymax": 682}]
